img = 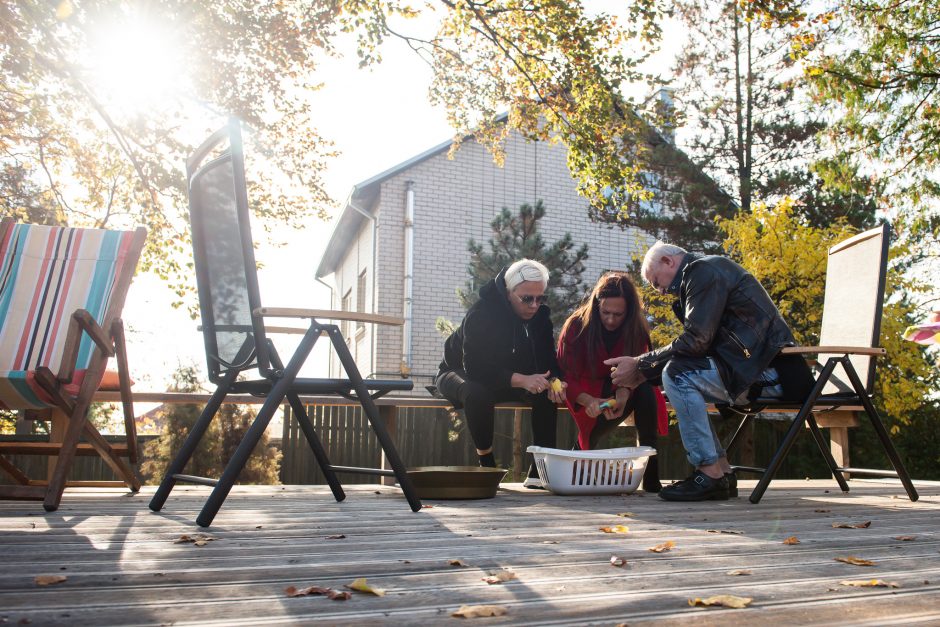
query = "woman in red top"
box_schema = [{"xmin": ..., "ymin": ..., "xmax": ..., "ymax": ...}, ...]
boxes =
[{"xmin": 557, "ymin": 272, "xmax": 668, "ymax": 492}]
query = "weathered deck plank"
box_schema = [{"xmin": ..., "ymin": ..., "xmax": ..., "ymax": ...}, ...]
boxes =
[{"xmin": 1, "ymin": 480, "xmax": 939, "ymax": 625}]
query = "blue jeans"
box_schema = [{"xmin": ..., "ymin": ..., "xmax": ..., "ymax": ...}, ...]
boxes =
[{"xmin": 661, "ymin": 357, "xmax": 783, "ymax": 467}]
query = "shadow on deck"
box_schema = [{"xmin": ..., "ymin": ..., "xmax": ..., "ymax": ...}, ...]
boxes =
[{"xmin": 1, "ymin": 480, "xmax": 939, "ymax": 625}]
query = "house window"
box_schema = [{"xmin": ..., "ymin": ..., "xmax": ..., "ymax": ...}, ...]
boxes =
[
  {"xmin": 356, "ymin": 269, "xmax": 367, "ymax": 336},
  {"xmin": 341, "ymin": 288, "xmax": 352, "ymax": 340}
]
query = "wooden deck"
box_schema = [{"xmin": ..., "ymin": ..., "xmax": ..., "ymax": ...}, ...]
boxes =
[{"xmin": 2, "ymin": 479, "xmax": 939, "ymax": 626}]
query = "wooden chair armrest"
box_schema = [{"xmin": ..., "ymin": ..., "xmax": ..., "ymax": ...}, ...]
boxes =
[
  {"xmin": 779, "ymin": 345, "xmax": 886, "ymax": 356},
  {"xmin": 57, "ymin": 309, "xmax": 114, "ymax": 382},
  {"xmin": 197, "ymin": 323, "xmax": 324, "ymax": 335},
  {"xmin": 255, "ymin": 307, "xmax": 405, "ymax": 326}
]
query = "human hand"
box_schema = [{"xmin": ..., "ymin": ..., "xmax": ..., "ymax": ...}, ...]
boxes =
[
  {"xmin": 548, "ymin": 378, "xmax": 567, "ymax": 404},
  {"xmin": 607, "ymin": 387, "xmax": 631, "ymax": 420},
  {"xmin": 519, "ymin": 371, "xmax": 552, "ymax": 394},
  {"xmin": 583, "ymin": 396, "xmax": 604, "ymax": 418},
  {"xmin": 604, "ymin": 356, "xmax": 644, "ymax": 388}
]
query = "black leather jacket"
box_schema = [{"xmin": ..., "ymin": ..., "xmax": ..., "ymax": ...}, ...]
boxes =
[
  {"xmin": 438, "ymin": 268, "xmax": 561, "ymax": 390},
  {"xmin": 637, "ymin": 253, "xmax": 800, "ymax": 399}
]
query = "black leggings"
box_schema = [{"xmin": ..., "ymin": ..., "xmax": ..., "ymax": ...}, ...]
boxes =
[
  {"xmin": 585, "ymin": 381, "xmax": 658, "ymax": 450},
  {"xmin": 435, "ymin": 369, "xmax": 558, "ymax": 452}
]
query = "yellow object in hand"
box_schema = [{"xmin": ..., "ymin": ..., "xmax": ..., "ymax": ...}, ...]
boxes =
[
  {"xmin": 598, "ymin": 398, "xmax": 618, "ymax": 410},
  {"xmin": 550, "ymin": 378, "xmax": 563, "ymax": 393}
]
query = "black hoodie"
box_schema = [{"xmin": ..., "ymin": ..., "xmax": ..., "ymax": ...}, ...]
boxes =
[{"xmin": 438, "ymin": 268, "xmax": 561, "ymax": 390}]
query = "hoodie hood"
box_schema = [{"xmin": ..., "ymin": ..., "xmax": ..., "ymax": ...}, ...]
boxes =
[{"xmin": 479, "ymin": 267, "xmax": 513, "ymax": 311}]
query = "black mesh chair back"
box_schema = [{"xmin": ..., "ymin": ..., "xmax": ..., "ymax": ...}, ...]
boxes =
[{"xmin": 186, "ymin": 121, "xmax": 269, "ymax": 382}]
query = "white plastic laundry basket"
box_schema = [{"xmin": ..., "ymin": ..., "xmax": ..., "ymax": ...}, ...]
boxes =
[{"xmin": 526, "ymin": 446, "xmax": 656, "ymax": 495}]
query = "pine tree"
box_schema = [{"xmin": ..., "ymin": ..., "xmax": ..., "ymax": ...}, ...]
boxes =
[{"xmin": 455, "ymin": 200, "xmax": 590, "ymax": 332}]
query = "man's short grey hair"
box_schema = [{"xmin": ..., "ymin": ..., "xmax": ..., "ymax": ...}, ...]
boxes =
[
  {"xmin": 504, "ymin": 258, "xmax": 550, "ymax": 291},
  {"xmin": 641, "ymin": 241, "xmax": 687, "ymax": 278}
]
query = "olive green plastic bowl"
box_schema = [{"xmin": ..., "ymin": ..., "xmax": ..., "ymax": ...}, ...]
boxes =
[{"xmin": 406, "ymin": 466, "xmax": 508, "ymax": 500}]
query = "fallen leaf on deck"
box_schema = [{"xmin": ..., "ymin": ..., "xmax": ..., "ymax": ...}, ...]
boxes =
[
  {"xmin": 727, "ymin": 569, "xmax": 752, "ymax": 576},
  {"xmin": 706, "ymin": 529, "xmax": 743, "ymax": 535},
  {"xmin": 835, "ymin": 556, "xmax": 876, "ymax": 566},
  {"xmin": 286, "ymin": 585, "xmax": 329, "ymax": 597},
  {"xmin": 783, "ymin": 536, "xmax": 800, "ymax": 545},
  {"xmin": 325, "ymin": 534, "xmax": 346, "ymax": 540},
  {"xmin": 840, "ymin": 579, "xmax": 899, "ymax": 588},
  {"xmin": 814, "ymin": 509, "xmax": 831, "ymax": 513},
  {"xmin": 35, "ymin": 575, "xmax": 67, "ymax": 586},
  {"xmin": 174, "ymin": 534, "xmax": 216, "ymax": 546},
  {"xmin": 893, "ymin": 536, "xmax": 916, "ymax": 541},
  {"xmin": 832, "ymin": 521, "xmax": 871, "ymax": 529},
  {"xmin": 688, "ymin": 594, "xmax": 752, "ymax": 608},
  {"xmin": 422, "ymin": 505, "xmax": 435, "ymax": 509},
  {"xmin": 285, "ymin": 585, "xmax": 350, "ymax": 600},
  {"xmin": 610, "ymin": 555, "xmax": 627, "ymax": 567},
  {"xmin": 449, "ymin": 559, "xmax": 468, "ymax": 567},
  {"xmin": 345, "ymin": 578, "xmax": 386, "ymax": 596},
  {"xmin": 616, "ymin": 512, "xmax": 635, "ymax": 518},
  {"xmin": 482, "ymin": 570, "xmax": 517, "ymax": 584},
  {"xmin": 452, "ymin": 604, "xmax": 508, "ymax": 618},
  {"xmin": 599, "ymin": 525, "xmax": 630, "ymax": 534},
  {"xmin": 649, "ymin": 541, "xmax": 676, "ymax": 553}
]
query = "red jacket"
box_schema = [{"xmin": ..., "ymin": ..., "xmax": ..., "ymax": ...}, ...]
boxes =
[{"xmin": 557, "ymin": 321, "xmax": 668, "ymax": 450}]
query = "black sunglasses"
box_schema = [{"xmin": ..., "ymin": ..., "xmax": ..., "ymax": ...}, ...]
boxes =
[{"xmin": 516, "ymin": 294, "xmax": 547, "ymax": 305}]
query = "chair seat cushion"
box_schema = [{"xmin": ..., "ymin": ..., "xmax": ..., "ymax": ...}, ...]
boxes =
[{"xmin": 0, "ymin": 369, "xmax": 128, "ymax": 410}]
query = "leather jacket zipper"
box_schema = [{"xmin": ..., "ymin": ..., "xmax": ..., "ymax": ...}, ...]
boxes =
[{"xmin": 727, "ymin": 329, "xmax": 751, "ymax": 359}]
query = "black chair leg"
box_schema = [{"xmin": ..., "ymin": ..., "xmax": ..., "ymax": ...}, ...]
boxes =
[
  {"xmin": 268, "ymin": 342, "xmax": 346, "ymax": 502},
  {"xmin": 750, "ymin": 359, "xmax": 838, "ymax": 504},
  {"xmin": 196, "ymin": 326, "xmax": 321, "ymax": 527},
  {"xmin": 842, "ymin": 358, "xmax": 919, "ymax": 502},
  {"xmin": 328, "ymin": 326, "xmax": 422, "ymax": 512},
  {"xmin": 806, "ymin": 414, "xmax": 850, "ymax": 493},
  {"xmin": 149, "ymin": 372, "xmax": 237, "ymax": 512},
  {"xmin": 285, "ymin": 391, "xmax": 346, "ymax": 503}
]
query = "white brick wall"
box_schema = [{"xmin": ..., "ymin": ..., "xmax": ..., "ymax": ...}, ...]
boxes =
[{"xmin": 328, "ymin": 131, "xmax": 653, "ymax": 385}]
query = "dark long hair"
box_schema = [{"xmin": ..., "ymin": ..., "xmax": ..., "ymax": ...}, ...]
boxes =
[{"xmin": 559, "ymin": 272, "xmax": 651, "ymax": 377}]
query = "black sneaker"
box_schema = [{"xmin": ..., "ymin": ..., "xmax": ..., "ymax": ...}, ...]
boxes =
[
  {"xmin": 725, "ymin": 472, "xmax": 738, "ymax": 498},
  {"xmin": 659, "ymin": 470, "xmax": 729, "ymax": 502}
]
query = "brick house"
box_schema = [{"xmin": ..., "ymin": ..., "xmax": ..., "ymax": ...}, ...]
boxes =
[{"xmin": 315, "ymin": 124, "xmax": 728, "ymax": 391}]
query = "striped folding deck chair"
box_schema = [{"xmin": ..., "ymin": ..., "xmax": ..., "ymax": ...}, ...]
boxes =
[{"xmin": 0, "ymin": 217, "xmax": 147, "ymax": 511}]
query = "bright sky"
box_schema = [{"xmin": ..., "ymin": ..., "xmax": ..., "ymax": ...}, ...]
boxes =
[{"xmin": 111, "ymin": 5, "xmax": 684, "ymax": 393}]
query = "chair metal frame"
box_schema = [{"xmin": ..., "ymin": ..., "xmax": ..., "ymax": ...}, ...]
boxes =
[
  {"xmin": 0, "ymin": 218, "xmax": 146, "ymax": 511},
  {"xmin": 724, "ymin": 223, "xmax": 919, "ymax": 504},
  {"xmin": 148, "ymin": 119, "xmax": 420, "ymax": 527}
]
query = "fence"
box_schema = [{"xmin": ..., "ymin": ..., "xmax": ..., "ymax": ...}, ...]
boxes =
[
  {"xmin": 2, "ymin": 396, "xmax": 842, "ymax": 487},
  {"xmin": 278, "ymin": 404, "xmax": 836, "ymax": 485}
]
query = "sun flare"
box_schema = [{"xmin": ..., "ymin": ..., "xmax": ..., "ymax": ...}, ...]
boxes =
[{"xmin": 85, "ymin": 15, "xmax": 182, "ymax": 113}]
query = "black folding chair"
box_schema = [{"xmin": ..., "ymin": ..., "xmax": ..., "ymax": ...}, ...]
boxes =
[
  {"xmin": 724, "ymin": 223, "xmax": 919, "ymax": 504},
  {"xmin": 149, "ymin": 118, "xmax": 420, "ymax": 526}
]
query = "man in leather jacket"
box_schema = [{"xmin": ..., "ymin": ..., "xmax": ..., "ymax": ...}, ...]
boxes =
[{"xmin": 606, "ymin": 242, "xmax": 812, "ymax": 501}]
